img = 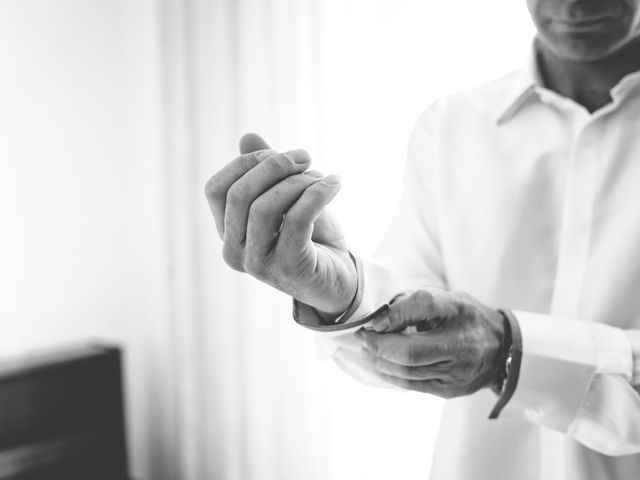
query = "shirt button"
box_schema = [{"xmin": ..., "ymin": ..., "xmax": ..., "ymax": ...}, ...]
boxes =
[{"xmin": 524, "ymin": 408, "xmax": 542, "ymax": 422}]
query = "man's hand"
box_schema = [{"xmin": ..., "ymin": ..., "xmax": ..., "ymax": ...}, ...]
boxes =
[
  {"xmin": 204, "ymin": 133, "xmax": 357, "ymax": 316},
  {"xmin": 355, "ymin": 289, "xmax": 506, "ymax": 398}
]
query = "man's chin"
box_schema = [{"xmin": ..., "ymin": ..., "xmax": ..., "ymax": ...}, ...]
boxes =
[{"xmin": 541, "ymin": 34, "xmax": 633, "ymax": 63}]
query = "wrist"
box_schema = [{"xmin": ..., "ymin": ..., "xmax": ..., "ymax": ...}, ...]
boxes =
[
  {"xmin": 309, "ymin": 249, "xmax": 360, "ymax": 324},
  {"xmin": 292, "ymin": 251, "xmax": 393, "ymax": 332}
]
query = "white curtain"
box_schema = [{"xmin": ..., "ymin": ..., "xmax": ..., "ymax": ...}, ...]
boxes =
[{"xmin": 0, "ymin": 1, "xmax": 534, "ymax": 479}]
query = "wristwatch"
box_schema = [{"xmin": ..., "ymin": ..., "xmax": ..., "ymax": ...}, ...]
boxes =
[{"xmin": 489, "ymin": 309, "xmax": 523, "ymax": 419}]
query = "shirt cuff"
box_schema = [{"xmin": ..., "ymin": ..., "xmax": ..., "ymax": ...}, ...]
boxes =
[
  {"xmin": 625, "ymin": 330, "xmax": 640, "ymax": 387},
  {"xmin": 293, "ymin": 254, "xmax": 439, "ymax": 333},
  {"xmin": 498, "ymin": 311, "xmax": 632, "ymax": 432},
  {"xmin": 292, "ymin": 252, "xmax": 391, "ymax": 333}
]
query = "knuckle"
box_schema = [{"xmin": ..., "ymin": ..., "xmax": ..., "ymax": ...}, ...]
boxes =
[
  {"xmin": 205, "ymin": 154, "xmax": 259, "ymax": 199},
  {"xmin": 456, "ymin": 300, "xmax": 472, "ymax": 316},
  {"xmin": 304, "ymin": 182, "xmax": 326, "ymax": 198},
  {"xmin": 265, "ymin": 155, "xmax": 293, "ymax": 176},
  {"xmin": 222, "ymin": 243, "xmax": 244, "ymax": 271},
  {"xmin": 414, "ymin": 289, "xmax": 434, "ymax": 304},
  {"xmin": 440, "ymin": 385, "xmax": 454, "ymax": 399},
  {"xmin": 226, "ymin": 184, "xmax": 246, "ymax": 206},
  {"xmin": 236, "ymin": 153, "xmax": 261, "ymax": 172},
  {"xmin": 457, "ymin": 292, "xmax": 477, "ymax": 314},
  {"xmin": 432, "ymin": 379, "xmax": 453, "ymax": 399},
  {"xmin": 291, "ymin": 173, "xmax": 318, "ymax": 191},
  {"xmin": 244, "ymin": 254, "xmax": 266, "ymax": 276},
  {"xmin": 284, "ymin": 210, "xmax": 306, "ymax": 231},
  {"xmin": 248, "ymin": 197, "xmax": 269, "ymax": 219},
  {"xmin": 204, "ymin": 175, "xmax": 222, "ymax": 199}
]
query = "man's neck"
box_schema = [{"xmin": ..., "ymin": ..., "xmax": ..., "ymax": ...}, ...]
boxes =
[{"xmin": 536, "ymin": 37, "xmax": 640, "ymax": 113}]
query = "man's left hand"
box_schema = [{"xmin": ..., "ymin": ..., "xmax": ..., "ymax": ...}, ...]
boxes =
[{"xmin": 355, "ymin": 289, "xmax": 506, "ymax": 398}]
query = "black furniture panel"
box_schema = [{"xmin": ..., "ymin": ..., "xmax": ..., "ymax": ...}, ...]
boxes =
[{"xmin": 0, "ymin": 345, "xmax": 129, "ymax": 480}]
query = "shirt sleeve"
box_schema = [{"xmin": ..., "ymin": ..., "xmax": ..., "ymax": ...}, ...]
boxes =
[
  {"xmin": 293, "ymin": 107, "xmax": 447, "ymax": 331},
  {"xmin": 498, "ymin": 310, "xmax": 640, "ymax": 456}
]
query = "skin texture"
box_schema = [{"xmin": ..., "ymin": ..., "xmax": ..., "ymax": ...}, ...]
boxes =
[
  {"xmin": 204, "ymin": 133, "xmax": 357, "ymax": 316},
  {"xmin": 528, "ymin": 0, "xmax": 640, "ymax": 111},
  {"xmin": 355, "ymin": 290, "xmax": 506, "ymax": 398}
]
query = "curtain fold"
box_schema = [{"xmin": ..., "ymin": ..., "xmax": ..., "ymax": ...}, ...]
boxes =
[
  {"xmin": 159, "ymin": 1, "xmax": 534, "ymax": 479},
  {"xmin": 1, "ymin": 1, "xmax": 534, "ymax": 479},
  {"xmin": 160, "ymin": 1, "xmax": 332, "ymax": 478}
]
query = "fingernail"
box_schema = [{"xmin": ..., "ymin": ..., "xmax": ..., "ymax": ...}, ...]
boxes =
[
  {"xmin": 371, "ymin": 318, "xmax": 390, "ymax": 332},
  {"xmin": 321, "ymin": 175, "xmax": 341, "ymax": 186},
  {"xmin": 285, "ymin": 149, "xmax": 310, "ymax": 165},
  {"xmin": 305, "ymin": 169, "xmax": 324, "ymax": 178}
]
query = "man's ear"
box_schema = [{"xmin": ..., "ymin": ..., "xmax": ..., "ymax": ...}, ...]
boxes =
[{"xmin": 239, "ymin": 132, "xmax": 271, "ymax": 154}]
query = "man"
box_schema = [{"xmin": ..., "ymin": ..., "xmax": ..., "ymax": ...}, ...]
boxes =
[{"xmin": 205, "ymin": 1, "xmax": 640, "ymax": 478}]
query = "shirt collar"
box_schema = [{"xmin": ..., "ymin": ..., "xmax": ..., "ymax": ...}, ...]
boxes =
[
  {"xmin": 495, "ymin": 40, "xmax": 640, "ymax": 125},
  {"xmin": 494, "ymin": 42, "xmax": 541, "ymax": 125},
  {"xmin": 611, "ymin": 68, "xmax": 640, "ymax": 100}
]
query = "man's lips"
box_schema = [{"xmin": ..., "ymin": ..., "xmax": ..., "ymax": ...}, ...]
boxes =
[{"xmin": 553, "ymin": 15, "xmax": 614, "ymax": 30}]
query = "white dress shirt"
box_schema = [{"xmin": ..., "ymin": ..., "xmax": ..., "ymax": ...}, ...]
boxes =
[{"xmin": 295, "ymin": 49, "xmax": 640, "ymax": 479}]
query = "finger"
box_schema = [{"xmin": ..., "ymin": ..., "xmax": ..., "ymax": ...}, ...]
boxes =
[
  {"xmin": 245, "ymin": 171, "xmax": 325, "ymax": 262},
  {"xmin": 369, "ymin": 289, "xmax": 457, "ymax": 333},
  {"xmin": 367, "ymin": 352, "xmax": 448, "ymax": 381},
  {"xmin": 276, "ymin": 175, "xmax": 342, "ymax": 255},
  {"xmin": 239, "ymin": 132, "xmax": 271, "ymax": 154},
  {"xmin": 365, "ymin": 313, "xmax": 392, "ymax": 333},
  {"xmin": 357, "ymin": 330, "xmax": 451, "ymax": 366},
  {"xmin": 311, "ymin": 210, "xmax": 349, "ymax": 252},
  {"xmin": 363, "ymin": 293, "xmax": 409, "ymax": 332},
  {"xmin": 333, "ymin": 348, "xmax": 407, "ymax": 389},
  {"xmin": 204, "ymin": 149, "xmax": 276, "ymax": 237},
  {"xmin": 368, "ymin": 313, "xmax": 447, "ymax": 334},
  {"xmin": 374, "ymin": 373, "xmax": 447, "ymax": 396},
  {"xmin": 222, "ymin": 150, "xmax": 312, "ymax": 269}
]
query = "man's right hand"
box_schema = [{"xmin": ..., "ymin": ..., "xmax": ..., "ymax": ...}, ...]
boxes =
[{"xmin": 204, "ymin": 133, "xmax": 357, "ymax": 317}]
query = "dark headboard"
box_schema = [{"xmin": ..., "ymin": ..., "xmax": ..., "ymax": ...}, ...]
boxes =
[{"xmin": 0, "ymin": 345, "xmax": 129, "ymax": 480}]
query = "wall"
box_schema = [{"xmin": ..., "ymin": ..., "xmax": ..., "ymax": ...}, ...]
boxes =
[{"xmin": 0, "ymin": 2, "xmax": 171, "ymax": 478}]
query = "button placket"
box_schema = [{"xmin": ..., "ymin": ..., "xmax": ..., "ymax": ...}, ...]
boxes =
[{"xmin": 550, "ymin": 117, "xmax": 603, "ymax": 319}]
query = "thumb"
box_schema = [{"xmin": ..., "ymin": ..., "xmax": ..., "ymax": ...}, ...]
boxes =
[
  {"xmin": 239, "ymin": 132, "xmax": 271, "ymax": 154},
  {"xmin": 311, "ymin": 211, "xmax": 348, "ymax": 251},
  {"xmin": 366, "ymin": 291, "xmax": 451, "ymax": 333}
]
